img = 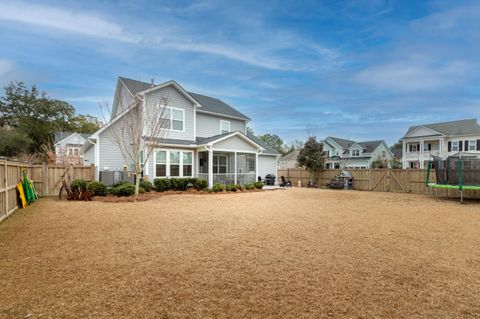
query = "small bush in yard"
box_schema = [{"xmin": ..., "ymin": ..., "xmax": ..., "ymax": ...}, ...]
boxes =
[
  {"xmin": 154, "ymin": 178, "xmax": 171, "ymax": 192},
  {"xmin": 244, "ymin": 183, "xmax": 255, "ymax": 190},
  {"xmin": 236, "ymin": 184, "xmax": 244, "ymax": 191},
  {"xmin": 254, "ymin": 181, "xmax": 264, "ymax": 189},
  {"xmin": 226, "ymin": 184, "xmax": 237, "ymax": 192},
  {"xmin": 139, "ymin": 186, "xmax": 146, "ymax": 194},
  {"xmin": 139, "ymin": 180, "xmax": 153, "ymax": 192},
  {"xmin": 87, "ymin": 181, "xmax": 107, "ymax": 196},
  {"xmin": 211, "ymin": 183, "xmax": 225, "ymax": 192},
  {"xmin": 194, "ymin": 178, "xmax": 208, "ymax": 190},
  {"xmin": 71, "ymin": 179, "xmax": 88, "ymax": 192},
  {"xmin": 115, "ymin": 183, "xmax": 135, "ymax": 196},
  {"xmin": 111, "ymin": 181, "xmax": 130, "ymax": 188}
]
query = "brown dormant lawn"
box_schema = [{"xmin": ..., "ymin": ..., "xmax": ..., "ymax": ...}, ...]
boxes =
[{"xmin": 1, "ymin": 188, "xmax": 480, "ymax": 318}]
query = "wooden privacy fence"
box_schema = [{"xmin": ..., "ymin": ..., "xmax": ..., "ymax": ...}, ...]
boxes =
[
  {"xmin": 0, "ymin": 159, "xmax": 95, "ymax": 222},
  {"xmin": 278, "ymin": 168, "xmax": 480, "ymax": 198}
]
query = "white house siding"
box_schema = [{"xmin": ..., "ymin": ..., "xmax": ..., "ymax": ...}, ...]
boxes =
[
  {"xmin": 144, "ymin": 86, "xmax": 195, "ymax": 141},
  {"xmin": 98, "ymin": 119, "xmax": 132, "ymax": 171},
  {"xmin": 84, "ymin": 145, "xmax": 95, "ymax": 166},
  {"xmin": 368, "ymin": 143, "xmax": 393, "ymax": 165},
  {"xmin": 212, "ymin": 135, "xmax": 257, "ymax": 153},
  {"xmin": 196, "ymin": 112, "xmax": 246, "ymax": 138},
  {"xmin": 258, "ymin": 155, "xmax": 277, "ymax": 179}
]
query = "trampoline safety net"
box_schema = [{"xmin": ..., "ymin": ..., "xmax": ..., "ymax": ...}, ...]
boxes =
[{"xmin": 431, "ymin": 155, "xmax": 480, "ymax": 186}]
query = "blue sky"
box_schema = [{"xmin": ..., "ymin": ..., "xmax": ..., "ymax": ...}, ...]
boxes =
[{"xmin": 1, "ymin": 0, "xmax": 479, "ymax": 145}]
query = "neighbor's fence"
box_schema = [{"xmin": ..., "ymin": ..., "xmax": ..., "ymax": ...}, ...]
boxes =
[
  {"xmin": 0, "ymin": 159, "xmax": 95, "ymax": 222},
  {"xmin": 278, "ymin": 168, "xmax": 480, "ymax": 198}
]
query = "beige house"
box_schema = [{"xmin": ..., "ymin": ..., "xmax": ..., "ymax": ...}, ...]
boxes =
[{"xmin": 278, "ymin": 150, "xmax": 299, "ymax": 169}]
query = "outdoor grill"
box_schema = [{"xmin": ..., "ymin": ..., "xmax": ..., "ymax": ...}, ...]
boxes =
[
  {"xmin": 328, "ymin": 171, "xmax": 353, "ymax": 189},
  {"xmin": 265, "ymin": 174, "xmax": 276, "ymax": 186}
]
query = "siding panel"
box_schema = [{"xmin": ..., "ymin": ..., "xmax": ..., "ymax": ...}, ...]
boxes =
[{"xmin": 196, "ymin": 113, "xmax": 246, "ymax": 138}]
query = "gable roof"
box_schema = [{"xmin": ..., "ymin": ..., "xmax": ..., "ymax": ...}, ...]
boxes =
[
  {"xmin": 54, "ymin": 131, "xmax": 90, "ymax": 144},
  {"xmin": 404, "ymin": 119, "xmax": 480, "ymax": 137},
  {"xmin": 327, "ymin": 136, "xmax": 356, "ymax": 149},
  {"xmin": 280, "ymin": 150, "xmax": 299, "ymax": 161},
  {"xmin": 118, "ymin": 77, "xmax": 250, "ymax": 120},
  {"xmin": 358, "ymin": 140, "xmax": 383, "ymax": 153}
]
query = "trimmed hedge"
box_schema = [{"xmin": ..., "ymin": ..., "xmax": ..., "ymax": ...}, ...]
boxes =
[
  {"xmin": 211, "ymin": 183, "xmax": 225, "ymax": 192},
  {"xmin": 254, "ymin": 181, "xmax": 264, "ymax": 189},
  {"xmin": 244, "ymin": 183, "xmax": 255, "ymax": 190},
  {"xmin": 140, "ymin": 180, "xmax": 154, "ymax": 192},
  {"xmin": 87, "ymin": 181, "xmax": 107, "ymax": 196},
  {"xmin": 153, "ymin": 178, "xmax": 208, "ymax": 192},
  {"xmin": 115, "ymin": 183, "xmax": 135, "ymax": 196}
]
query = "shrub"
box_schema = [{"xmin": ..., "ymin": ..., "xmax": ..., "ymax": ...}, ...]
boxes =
[
  {"xmin": 115, "ymin": 183, "xmax": 135, "ymax": 196},
  {"xmin": 87, "ymin": 181, "xmax": 107, "ymax": 196},
  {"xmin": 154, "ymin": 178, "xmax": 171, "ymax": 192},
  {"xmin": 226, "ymin": 184, "xmax": 237, "ymax": 192},
  {"xmin": 194, "ymin": 178, "xmax": 208, "ymax": 190},
  {"xmin": 71, "ymin": 179, "xmax": 88, "ymax": 192},
  {"xmin": 139, "ymin": 180, "xmax": 153, "ymax": 192},
  {"xmin": 211, "ymin": 183, "xmax": 225, "ymax": 192},
  {"xmin": 244, "ymin": 183, "xmax": 255, "ymax": 190},
  {"xmin": 111, "ymin": 181, "xmax": 130, "ymax": 188},
  {"xmin": 254, "ymin": 181, "xmax": 264, "ymax": 189},
  {"xmin": 236, "ymin": 184, "xmax": 244, "ymax": 191},
  {"xmin": 139, "ymin": 186, "xmax": 146, "ymax": 194}
]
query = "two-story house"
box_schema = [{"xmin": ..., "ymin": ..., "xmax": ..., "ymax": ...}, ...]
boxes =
[
  {"xmin": 54, "ymin": 131, "xmax": 89, "ymax": 165},
  {"xmin": 322, "ymin": 136, "xmax": 394, "ymax": 169},
  {"xmin": 82, "ymin": 77, "xmax": 279, "ymax": 187},
  {"xmin": 400, "ymin": 118, "xmax": 480, "ymax": 169}
]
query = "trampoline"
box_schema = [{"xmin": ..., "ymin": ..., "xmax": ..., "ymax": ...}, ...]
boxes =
[{"xmin": 426, "ymin": 153, "xmax": 480, "ymax": 203}]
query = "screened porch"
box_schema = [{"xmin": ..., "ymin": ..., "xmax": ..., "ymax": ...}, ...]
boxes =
[{"xmin": 197, "ymin": 151, "xmax": 257, "ymax": 185}]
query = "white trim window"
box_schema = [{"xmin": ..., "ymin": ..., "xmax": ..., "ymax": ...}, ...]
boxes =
[
  {"xmin": 220, "ymin": 120, "xmax": 230, "ymax": 134},
  {"xmin": 452, "ymin": 141, "xmax": 459, "ymax": 152},
  {"xmin": 155, "ymin": 149, "xmax": 194, "ymax": 178},
  {"xmin": 155, "ymin": 150, "xmax": 167, "ymax": 177},
  {"xmin": 468, "ymin": 140, "xmax": 476, "ymax": 151},
  {"xmin": 352, "ymin": 149, "xmax": 360, "ymax": 157},
  {"xmin": 160, "ymin": 106, "xmax": 185, "ymax": 132}
]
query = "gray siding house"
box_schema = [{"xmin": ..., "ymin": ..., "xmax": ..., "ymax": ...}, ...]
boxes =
[
  {"xmin": 322, "ymin": 136, "xmax": 394, "ymax": 169},
  {"xmin": 82, "ymin": 77, "xmax": 279, "ymax": 186}
]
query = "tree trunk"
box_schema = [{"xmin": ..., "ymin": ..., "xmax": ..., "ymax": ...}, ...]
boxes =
[{"xmin": 135, "ymin": 172, "xmax": 141, "ymax": 196}]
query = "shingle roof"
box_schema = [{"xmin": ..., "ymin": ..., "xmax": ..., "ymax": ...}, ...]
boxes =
[
  {"xmin": 143, "ymin": 137, "xmax": 197, "ymax": 146},
  {"xmin": 280, "ymin": 150, "xmax": 299, "ymax": 161},
  {"xmin": 404, "ymin": 119, "xmax": 480, "ymax": 137},
  {"xmin": 118, "ymin": 77, "xmax": 250, "ymax": 120},
  {"xmin": 358, "ymin": 140, "xmax": 383, "ymax": 153},
  {"xmin": 328, "ymin": 136, "xmax": 356, "ymax": 148},
  {"xmin": 247, "ymin": 133, "xmax": 279, "ymax": 155},
  {"xmin": 196, "ymin": 132, "xmax": 232, "ymax": 144}
]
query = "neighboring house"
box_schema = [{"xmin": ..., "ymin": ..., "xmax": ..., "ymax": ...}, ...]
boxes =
[
  {"xmin": 278, "ymin": 150, "xmax": 299, "ymax": 169},
  {"xmin": 81, "ymin": 77, "xmax": 279, "ymax": 186},
  {"xmin": 321, "ymin": 136, "xmax": 394, "ymax": 169},
  {"xmin": 400, "ymin": 118, "xmax": 480, "ymax": 169},
  {"xmin": 54, "ymin": 131, "xmax": 90, "ymax": 165}
]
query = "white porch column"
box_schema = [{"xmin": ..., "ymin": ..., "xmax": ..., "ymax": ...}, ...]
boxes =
[
  {"xmin": 234, "ymin": 151, "xmax": 237, "ymax": 184},
  {"xmin": 439, "ymin": 138, "xmax": 443, "ymax": 156},
  {"xmin": 402, "ymin": 140, "xmax": 407, "ymax": 169},
  {"xmin": 255, "ymin": 151, "xmax": 259, "ymax": 182},
  {"xmin": 208, "ymin": 147, "xmax": 213, "ymax": 187},
  {"xmin": 419, "ymin": 140, "xmax": 424, "ymax": 169}
]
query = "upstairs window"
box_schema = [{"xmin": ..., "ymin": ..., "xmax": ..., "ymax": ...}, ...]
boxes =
[
  {"xmin": 160, "ymin": 107, "xmax": 184, "ymax": 131},
  {"xmin": 352, "ymin": 149, "xmax": 360, "ymax": 157},
  {"xmin": 220, "ymin": 120, "xmax": 230, "ymax": 134},
  {"xmin": 469, "ymin": 140, "xmax": 476, "ymax": 151},
  {"xmin": 452, "ymin": 141, "xmax": 459, "ymax": 152}
]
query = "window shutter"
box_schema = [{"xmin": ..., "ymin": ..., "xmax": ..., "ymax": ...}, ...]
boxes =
[
  {"xmin": 477, "ymin": 140, "xmax": 480, "ymax": 151},
  {"xmin": 409, "ymin": 144, "xmax": 412, "ymax": 152},
  {"xmin": 464, "ymin": 140, "xmax": 468, "ymax": 151},
  {"xmin": 428, "ymin": 143, "xmax": 432, "ymax": 151},
  {"xmin": 448, "ymin": 142, "xmax": 451, "ymax": 152},
  {"xmin": 459, "ymin": 141, "xmax": 463, "ymax": 151}
]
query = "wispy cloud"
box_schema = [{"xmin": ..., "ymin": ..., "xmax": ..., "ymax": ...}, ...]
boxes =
[{"xmin": 0, "ymin": 1, "xmax": 137, "ymax": 42}]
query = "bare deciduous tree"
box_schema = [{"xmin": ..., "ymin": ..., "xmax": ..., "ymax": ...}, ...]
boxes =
[{"xmin": 100, "ymin": 93, "xmax": 169, "ymax": 195}]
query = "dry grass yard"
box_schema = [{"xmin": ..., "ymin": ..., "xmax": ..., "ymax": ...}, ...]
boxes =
[{"xmin": 1, "ymin": 188, "xmax": 480, "ymax": 318}]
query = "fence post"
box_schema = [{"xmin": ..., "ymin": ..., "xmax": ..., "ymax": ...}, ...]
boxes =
[
  {"xmin": 43, "ymin": 164, "xmax": 49, "ymax": 196},
  {"xmin": 3, "ymin": 158, "xmax": 7, "ymax": 217}
]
